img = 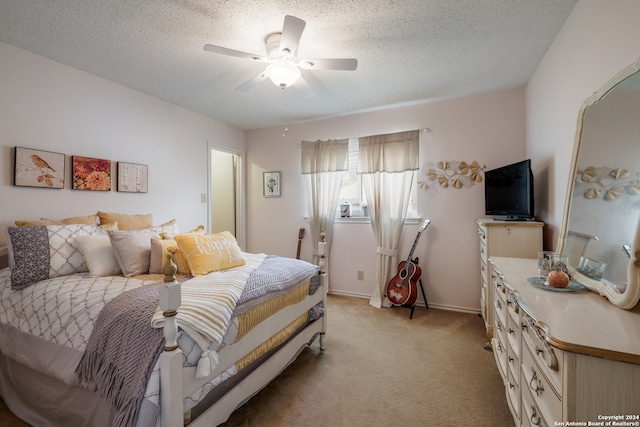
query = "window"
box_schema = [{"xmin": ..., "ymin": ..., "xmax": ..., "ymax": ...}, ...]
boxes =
[{"xmin": 337, "ymin": 139, "xmax": 417, "ymax": 218}]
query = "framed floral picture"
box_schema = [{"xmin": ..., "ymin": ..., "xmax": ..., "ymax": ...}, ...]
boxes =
[
  {"xmin": 117, "ymin": 162, "xmax": 148, "ymax": 193},
  {"xmin": 263, "ymin": 171, "xmax": 281, "ymax": 197},
  {"xmin": 14, "ymin": 147, "xmax": 65, "ymax": 189},
  {"xmin": 72, "ymin": 156, "xmax": 112, "ymax": 191}
]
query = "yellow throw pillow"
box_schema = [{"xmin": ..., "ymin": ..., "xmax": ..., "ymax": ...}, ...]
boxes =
[
  {"xmin": 97, "ymin": 211, "xmax": 153, "ymax": 230},
  {"xmin": 15, "ymin": 214, "xmax": 97, "ymax": 226},
  {"xmin": 99, "ymin": 221, "xmax": 119, "ymax": 232},
  {"xmin": 174, "ymin": 231, "xmax": 245, "ymax": 276},
  {"xmin": 149, "ymin": 237, "xmax": 190, "ymax": 274}
]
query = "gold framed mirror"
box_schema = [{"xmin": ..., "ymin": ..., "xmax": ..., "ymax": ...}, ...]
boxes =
[{"xmin": 557, "ymin": 57, "xmax": 640, "ymax": 309}]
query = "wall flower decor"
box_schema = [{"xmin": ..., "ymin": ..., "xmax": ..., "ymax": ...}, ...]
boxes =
[
  {"xmin": 574, "ymin": 166, "xmax": 640, "ymax": 201},
  {"xmin": 14, "ymin": 147, "xmax": 65, "ymax": 189},
  {"xmin": 72, "ymin": 156, "xmax": 111, "ymax": 191},
  {"xmin": 418, "ymin": 160, "xmax": 485, "ymax": 192}
]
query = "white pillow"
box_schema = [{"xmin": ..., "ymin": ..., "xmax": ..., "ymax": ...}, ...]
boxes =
[{"xmin": 75, "ymin": 235, "xmax": 122, "ymax": 277}]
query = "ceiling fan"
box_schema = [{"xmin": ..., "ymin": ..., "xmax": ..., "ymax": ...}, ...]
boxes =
[{"xmin": 203, "ymin": 15, "xmax": 357, "ymax": 97}]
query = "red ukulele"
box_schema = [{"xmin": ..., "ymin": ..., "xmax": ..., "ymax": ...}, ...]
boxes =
[{"xmin": 386, "ymin": 219, "xmax": 431, "ymax": 306}]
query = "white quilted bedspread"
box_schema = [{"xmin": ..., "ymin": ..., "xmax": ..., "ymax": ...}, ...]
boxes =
[{"xmin": 0, "ymin": 268, "xmax": 155, "ymax": 351}]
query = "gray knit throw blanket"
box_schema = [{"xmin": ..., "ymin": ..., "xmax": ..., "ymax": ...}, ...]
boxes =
[{"xmin": 76, "ymin": 283, "xmax": 165, "ymax": 427}]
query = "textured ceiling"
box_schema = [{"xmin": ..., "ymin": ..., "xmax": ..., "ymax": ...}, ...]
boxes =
[{"xmin": 0, "ymin": 0, "xmax": 577, "ymax": 130}]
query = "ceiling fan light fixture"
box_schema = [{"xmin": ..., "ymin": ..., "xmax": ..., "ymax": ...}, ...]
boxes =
[{"xmin": 266, "ymin": 62, "xmax": 301, "ymax": 88}]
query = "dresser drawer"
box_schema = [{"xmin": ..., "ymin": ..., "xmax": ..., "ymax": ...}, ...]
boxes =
[
  {"xmin": 521, "ymin": 373, "xmax": 549, "ymax": 427},
  {"xmin": 522, "ymin": 342, "xmax": 561, "ymax": 424},
  {"xmin": 492, "ymin": 336, "xmax": 507, "ymax": 381},
  {"xmin": 506, "ymin": 292, "xmax": 521, "ymax": 361},
  {"xmin": 507, "ymin": 340, "xmax": 520, "ymax": 386},
  {"xmin": 506, "ymin": 368, "xmax": 521, "ymax": 421},
  {"xmin": 494, "ymin": 284, "xmax": 507, "ymax": 328},
  {"xmin": 521, "ymin": 314, "xmax": 563, "ymax": 394}
]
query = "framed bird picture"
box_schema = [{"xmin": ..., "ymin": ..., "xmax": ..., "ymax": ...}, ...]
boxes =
[{"xmin": 14, "ymin": 147, "xmax": 65, "ymax": 189}]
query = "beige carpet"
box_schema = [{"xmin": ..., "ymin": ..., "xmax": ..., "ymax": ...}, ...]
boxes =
[
  {"xmin": 220, "ymin": 295, "xmax": 513, "ymax": 426},
  {"xmin": 0, "ymin": 295, "xmax": 513, "ymax": 426}
]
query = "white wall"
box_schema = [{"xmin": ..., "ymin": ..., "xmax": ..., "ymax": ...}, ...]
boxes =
[
  {"xmin": 8, "ymin": 0, "xmax": 638, "ymax": 312},
  {"xmin": 0, "ymin": 41, "xmax": 245, "ymax": 247},
  {"xmin": 246, "ymin": 88, "xmax": 526, "ymax": 312},
  {"xmin": 526, "ymin": 0, "xmax": 640, "ymax": 250}
]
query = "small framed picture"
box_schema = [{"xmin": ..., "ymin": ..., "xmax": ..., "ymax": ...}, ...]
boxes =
[
  {"xmin": 72, "ymin": 156, "xmax": 112, "ymax": 191},
  {"xmin": 117, "ymin": 162, "xmax": 148, "ymax": 193},
  {"xmin": 14, "ymin": 147, "xmax": 65, "ymax": 189},
  {"xmin": 263, "ymin": 171, "xmax": 281, "ymax": 197}
]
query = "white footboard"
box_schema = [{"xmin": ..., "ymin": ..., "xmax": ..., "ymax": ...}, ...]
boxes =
[{"xmin": 158, "ymin": 267, "xmax": 327, "ymax": 427}]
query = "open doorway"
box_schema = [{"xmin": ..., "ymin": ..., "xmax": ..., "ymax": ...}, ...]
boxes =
[{"xmin": 207, "ymin": 142, "xmax": 245, "ymax": 249}]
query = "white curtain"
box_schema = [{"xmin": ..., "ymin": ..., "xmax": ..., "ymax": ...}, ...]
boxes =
[
  {"xmin": 358, "ymin": 130, "xmax": 420, "ymax": 308},
  {"xmin": 301, "ymin": 139, "xmax": 349, "ymax": 291}
]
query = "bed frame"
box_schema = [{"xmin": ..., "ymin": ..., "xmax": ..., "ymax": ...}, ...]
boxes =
[{"xmin": 158, "ymin": 265, "xmax": 327, "ymax": 426}]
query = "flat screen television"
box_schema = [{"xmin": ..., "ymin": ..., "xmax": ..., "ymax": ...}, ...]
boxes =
[{"xmin": 484, "ymin": 159, "xmax": 534, "ymax": 220}]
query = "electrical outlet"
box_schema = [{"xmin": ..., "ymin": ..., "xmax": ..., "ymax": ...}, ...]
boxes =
[
  {"xmin": 200, "ymin": 193, "xmax": 207, "ymax": 203},
  {"xmin": 357, "ymin": 270, "xmax": 364, "ymax": 281}
]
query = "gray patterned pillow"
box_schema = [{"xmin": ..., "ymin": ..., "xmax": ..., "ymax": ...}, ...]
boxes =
[{"xmin": 6, "ymin": 224, "xmax": 104, "ymax": 290}]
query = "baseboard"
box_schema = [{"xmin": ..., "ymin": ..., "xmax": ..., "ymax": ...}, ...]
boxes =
[{"xmin": 328, "ymin": 289, "xmax": 481, "ymax": 315}]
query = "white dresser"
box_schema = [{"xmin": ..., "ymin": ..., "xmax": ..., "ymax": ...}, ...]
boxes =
[
  {"xmin": 490, "ymin": 257, "xmax": 640, "ymax": 427},
  {"xmin": 477, "ymin": 219, "xmax": 543, "ymax": 345}
]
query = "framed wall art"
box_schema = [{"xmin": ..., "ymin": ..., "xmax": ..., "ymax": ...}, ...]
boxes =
[
  {"xmin": 14, "ymin": 147, "xmax": 65, "ymax": 189},
  {"xmin": 263, "ymin": 171, "xmax": 281, "ymax": 197},
  {"xmin": 117, "ymin": 162, "xmax": 148, "ymax": 193},
  {"xmin": 72, "ymin": 156, "xmax": 112, "ymax": 191}
]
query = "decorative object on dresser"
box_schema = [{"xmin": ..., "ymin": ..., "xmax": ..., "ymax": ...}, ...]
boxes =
[
  {"xmin": 386, "ymin": 219, "xmax": 430, "ymax": 318},
  {"xmin": 556, "ymin": 57, "xmax": 640, "ymax": 309},
  {"xmin": 13, "ymin": 147, "xmax": 65, "ymax": 189},
  {"xmin": 477, "ymin": 219, "xmax": 543, "ymax": 349}
]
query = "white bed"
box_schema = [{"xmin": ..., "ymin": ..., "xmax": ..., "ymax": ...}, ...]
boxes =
[{"xmin": 0, "ymin": 218, "xmax": 326, "ymax": 426}]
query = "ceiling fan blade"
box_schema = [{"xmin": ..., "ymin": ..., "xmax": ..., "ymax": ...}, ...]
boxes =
[
  {"xmin": 204, "ymin": 44, "xmax": 266, "ymax": 62},
  {"xmin": 295, "ymin": 75, "xmax": 316, "ymax": 99},
  {"xmin": 235, "ymin": 70, "xmax": 268, "ymax": 92},
  {"xmin": 299, "ymin": 58, "xmax": 358, "ymax": 71},
  {"xmin": 279, "ymin": 15, "xmax": 306, "ymax": 56}
]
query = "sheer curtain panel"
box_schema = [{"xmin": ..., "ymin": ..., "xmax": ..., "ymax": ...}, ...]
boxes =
[
  {"xmin": 301, "ymin": 139, "xmax": 349, "ymax": 292},
  {"xmin": 358, "ymin": 130, "xmax": 419, "ymax": 308}
]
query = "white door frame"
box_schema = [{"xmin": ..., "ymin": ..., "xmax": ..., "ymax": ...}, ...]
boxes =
[{"xmin": 207, "ymin": 142, "xmax": 246, "ymax": 250}]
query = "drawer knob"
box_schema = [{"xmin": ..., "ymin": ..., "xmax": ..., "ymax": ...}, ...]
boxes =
[
  {"xmin": 530, "ymin": 405, "xmax": 542, "ymax": 426},
  {"xmin": 529, "ymin": 368, "xmax": 545, "ymax": 397}
]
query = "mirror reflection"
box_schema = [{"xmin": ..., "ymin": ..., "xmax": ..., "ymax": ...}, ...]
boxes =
[{"xmin": 563, "ymin": 69, "xmax": 640, "ymax": 296}]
